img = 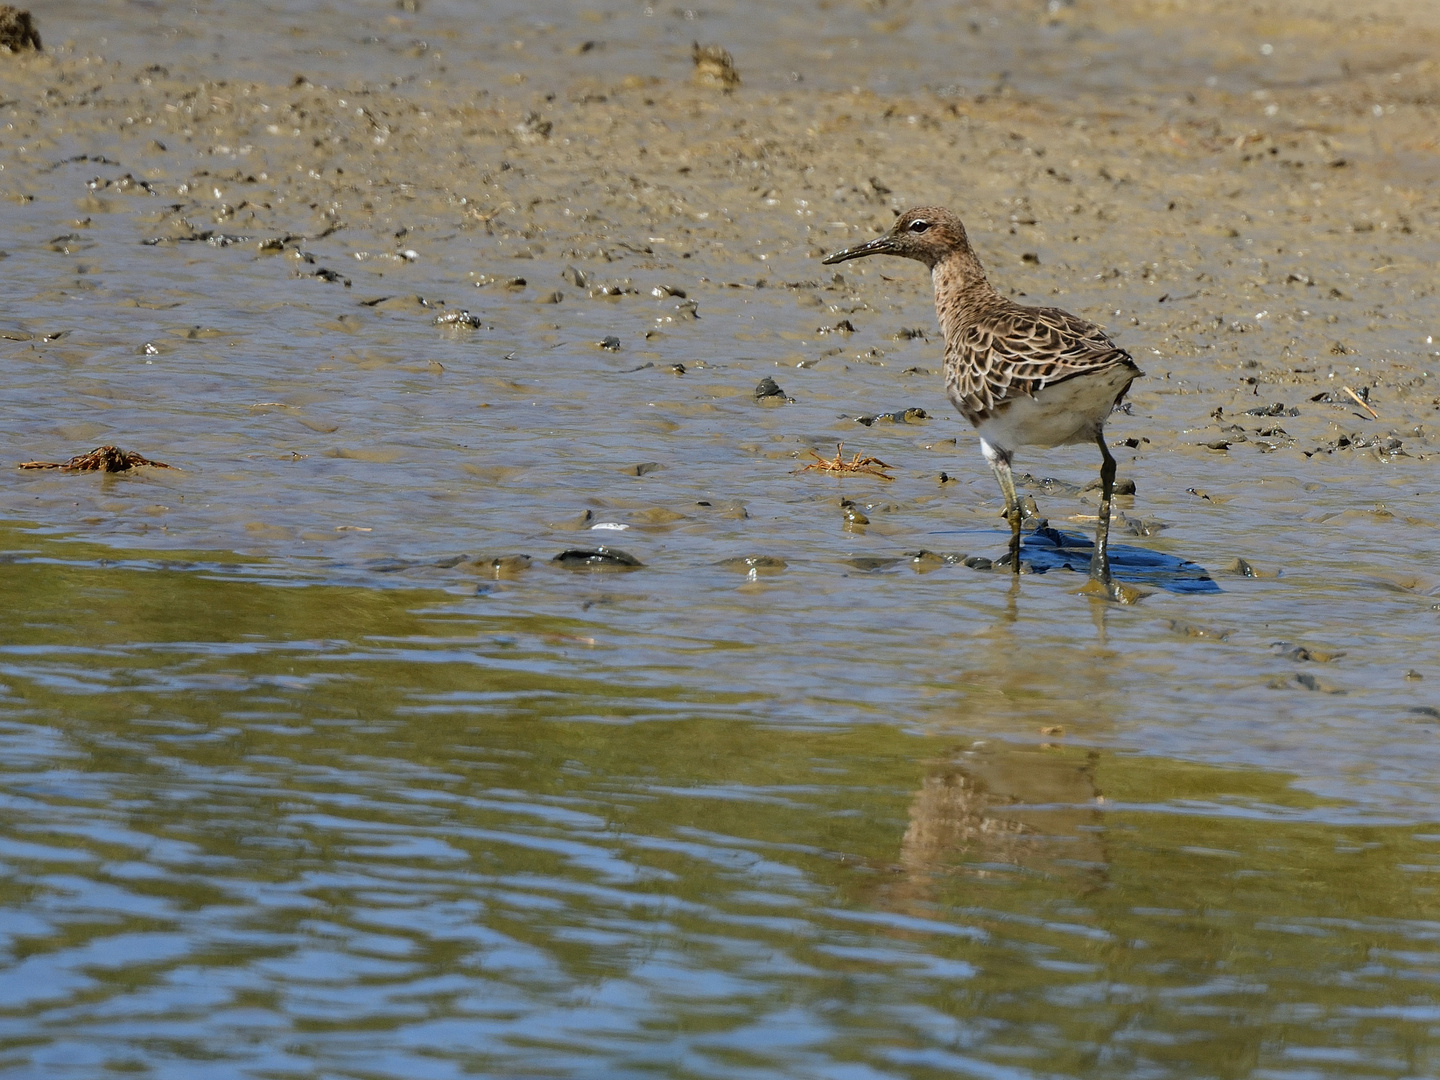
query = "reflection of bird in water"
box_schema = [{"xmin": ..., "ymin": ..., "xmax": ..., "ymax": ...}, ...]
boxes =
[
  {"xmin": 823, "ymin": 207, "xmax": 1142, "ymax": 599},
  {"xmin": 892, "ymin": 746, "xmax": 1109, "ymax": 903}
]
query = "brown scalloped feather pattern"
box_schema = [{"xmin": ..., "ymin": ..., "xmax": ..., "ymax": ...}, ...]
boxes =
[{"xmin": 941, "ymin": 292, "xmax": 1140, "ymax": 424}]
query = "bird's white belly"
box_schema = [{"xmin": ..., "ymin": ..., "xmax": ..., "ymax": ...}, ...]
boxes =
[{"xmin": 974, "ymin": 366, "xmax": 1135, "ymax": 451}]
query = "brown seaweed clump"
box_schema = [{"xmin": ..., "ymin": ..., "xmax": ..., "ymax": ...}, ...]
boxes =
[
  {"xmin": 796, "ymin": 443, "xmax": 894, "ymax": 481},
  {"xmin": 691, "ymin": 42, "xmax": 739, "ymax": 91},
  {"xmin": 19, "ymin": 446, "xmax": 171, "ymax": 472},
  {"xmin": 0, "ymin": 6, "xmax": 41, "ymax": 52}
]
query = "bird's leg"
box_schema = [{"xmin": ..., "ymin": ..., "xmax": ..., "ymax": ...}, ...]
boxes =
[
  {"xmin": 1089, "ymin": 432, "xmax": 1117, "ymax": 585},
  {"xmin": 981, "ymin": 439, "xmax": 1022, "ymax": 574}
]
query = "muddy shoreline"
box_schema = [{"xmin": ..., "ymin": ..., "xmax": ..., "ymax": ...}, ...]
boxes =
[{"xmin": 4, "ymin": 0, "xmax": 1437, "ymax": 471}]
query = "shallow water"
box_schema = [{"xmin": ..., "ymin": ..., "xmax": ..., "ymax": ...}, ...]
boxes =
[{"xmin": 4, "ymin": 0, "xmax": 1440, "ymax": 1076}]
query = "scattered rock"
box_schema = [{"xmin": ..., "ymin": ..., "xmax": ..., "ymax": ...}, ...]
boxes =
[
  {"xmin": 434, "ymin": 309, "xmax": 485, "ymax": 329},
  {"xmin": 481, "ymin": 554, "xmax": 532, "ymax": 579},
  {"xmin": 905, "ymin": 549, "xmax": 957, "ymax": 572},
  {"xmin": 1166, "ymin": 620, "xmax": 1231, "ymax": 640},
  {"xmin": 1243, "ymin": 402, "xmax": 1296, "ymax": 417},
  {"xmin": 513, "ymin": 112, "xmax": 552, "ymax": 143},
  {"xmin": 696, "ymin": 500, "xmax": 749, "ymax": 519},
  {"xmin": 552, "ymin": 547, "xmax": 643, "ymax": 570},
  {"xmin": 1292, "ymin": 672, "xmax": 1346, "ymax": 694},
  {"xmin": 1221, "ymin": 557, "xmax": 1275, "ymax": 578},
  {"xmin": 692, "ymin": 42, "xmax": 740, "ymax": 90},
  {"xmin": 0, "ymin": 6, "xmax": 41, "ymax": 52},
  {"xmin": 655, "ymin": 297, "xmax": 699, "ymax": 322},
  {"xmin": 853, "ymin": 407, "xmax": 928, "ymax": 426},
  {"xmin": 1082, "ymin": 476, "xmax": 1137, "ymax": 495},
  {"xmin": 1116, "ymin": 513, "xmax": 1166, "ymax": 537},
  {"xmin": 590, "ymin": 280, "xmax": 638, "ymax": 298},
  {"xmin": 1019, "ymin": 473, "xmax": 1080, "ymax": 496},
  {"xmin": 754, "ymin": 376, "xmax": 789, "ymax": 403},
  {"xmin": 717, "ymin": 555, "xmax": 786, "ymax": 574},
  {"xmin": 597, "ymin": 335, "xmax": 621, "ymax": 350},
  {"xmin": 846, "ymin": 556, "xmax": 898, "ymax": 570},
  {"xmin": 1272, "ymin": 641, "xmax": 1346, "ymax": 663}
]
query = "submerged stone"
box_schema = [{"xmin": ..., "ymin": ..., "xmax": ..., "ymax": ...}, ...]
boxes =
[
  {"xmin": 717, "ymin": 555, "xmax": 787, "ymax": 574},
  {"xmin": 754, "ymin": 376, "xmax": 788, "ymax": 402},
  {"xmin": 552, "ymin": 547, "xmax": 644, "ymax": 570}
]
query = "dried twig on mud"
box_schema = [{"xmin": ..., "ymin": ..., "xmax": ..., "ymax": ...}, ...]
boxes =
[
  {"xmin": 796, "ymin": 442, "xmax": 894, "ymax": 481},
  {"xmin": 18, "ymin": 445, "xmax": 172, "ymax": 472},
  {"xmin": 1341, "ymin": 385, "xmax": 1379, "ymax": 419}
]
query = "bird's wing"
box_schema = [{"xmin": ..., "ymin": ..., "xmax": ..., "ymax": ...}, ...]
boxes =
[{"xmin": 950, "ymin": 305, "xmax": 1134, "ymax": 412}]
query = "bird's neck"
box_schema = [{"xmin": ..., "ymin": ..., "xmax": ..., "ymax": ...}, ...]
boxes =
[{"xmin": 931, "ymin": 248, "xmax": 998, "ymax": 344}]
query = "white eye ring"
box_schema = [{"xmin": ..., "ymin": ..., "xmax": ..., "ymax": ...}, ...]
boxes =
[{"xmin": 908, "ymin": 219, "xmax": 931, "ymax": 233}]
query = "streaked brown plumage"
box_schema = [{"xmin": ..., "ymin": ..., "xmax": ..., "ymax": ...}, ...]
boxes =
[{"xmin": 823, "ymin": 205, "xmax": 1142, "ymax": 594}]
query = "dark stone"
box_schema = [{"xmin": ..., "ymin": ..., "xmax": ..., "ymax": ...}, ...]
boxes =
[
  {"xmin": 552, "ymin": 547, "xmax": 644, "ymax": 570},
  {"xmin": 0, "ymin": 6, "xmax": 41, "ymax": 51},
  {"xmin": 845, "ymin": 556, "xmax": 898, "ymax": 571},
  {"xmin": 754, "ymin": 376, "xmax": 788, "ymax": 401}
]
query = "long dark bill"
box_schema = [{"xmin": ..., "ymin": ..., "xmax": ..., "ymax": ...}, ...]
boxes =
[{"xmin": 821, "ymin": 235, "xmax": 897, "ymax": 264}]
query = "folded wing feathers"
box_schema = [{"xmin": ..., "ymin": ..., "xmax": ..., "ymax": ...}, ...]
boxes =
[{"xmin": 951, "ymin": 305, "xmax": 1133, "ymax": 414}]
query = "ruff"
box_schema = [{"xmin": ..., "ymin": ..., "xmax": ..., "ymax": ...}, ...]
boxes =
[{"xmin": 823, "ymin": 206, "xmax": 1143, "ymax": 593}]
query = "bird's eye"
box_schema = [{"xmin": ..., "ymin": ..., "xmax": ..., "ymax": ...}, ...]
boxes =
[{"xmin": 908, "ymin": 219, "xmax": 931, "ymax": 233}]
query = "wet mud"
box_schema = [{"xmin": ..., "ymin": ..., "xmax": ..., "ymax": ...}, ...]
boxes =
[{"xmin": 0, "ymin": 0, "xmax": 1436, "ymax": 786}]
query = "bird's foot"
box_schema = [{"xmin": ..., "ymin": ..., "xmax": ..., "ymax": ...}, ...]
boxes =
[
  {"xmin": 994, "ymin": 551, "xmax": 1033, "ymax": 574},
  {"xmin": 1078, "ymin": 576, "xmax": 1149, "ymax": 604}
]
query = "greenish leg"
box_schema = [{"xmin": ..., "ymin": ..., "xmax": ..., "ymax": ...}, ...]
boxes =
[
  {"xmin": 981, "ymin": 439, "xmax": 1022, "ymax": 575},
  {"xmin": 1090, "ymin": 433, "xmax": 1117, "ymax": 585}
]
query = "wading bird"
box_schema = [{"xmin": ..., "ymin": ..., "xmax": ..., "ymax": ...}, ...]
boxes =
[{"xmin": 823, "ymin": 206, "xmax": 1142, "ymax": 597}]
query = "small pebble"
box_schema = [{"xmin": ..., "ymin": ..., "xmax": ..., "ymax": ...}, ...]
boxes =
[
  {"xmin": 1083, "ymin": 476, "xmax": 1137, "ymax": 495},
  {"xmin": 846, "ymin": 556, "xmax": 897, "ymax": 570},
  {"xmin": 485, "ymin": 554, "xmax": 532, "ymax": 579},
  {"xmin": 717, "ymin": 555, "xmax": 786, "ymax": 574},
  {"xmin": 552, "ymin": 547, "xmax": 643, "ymax": 570},
  {"xmin": 754, "ymin": 376, "xmax": 788, "ymax": 402}
]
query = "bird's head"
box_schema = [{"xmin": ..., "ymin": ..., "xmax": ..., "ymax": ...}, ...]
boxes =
[{"xmin": 822, "ymin": 206, "xmax": 970, "ymax": 269}]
